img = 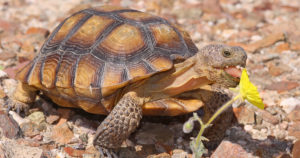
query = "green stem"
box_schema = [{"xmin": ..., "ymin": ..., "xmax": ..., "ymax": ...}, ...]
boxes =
[{"xmin": 195, "ymin": 94, "xmax": 241, "ymax": 147}]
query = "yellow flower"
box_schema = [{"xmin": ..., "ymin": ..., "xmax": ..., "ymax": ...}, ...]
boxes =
[{"xmin": 239, "ymin": 69, "xmax": 264, "ymax": 109}]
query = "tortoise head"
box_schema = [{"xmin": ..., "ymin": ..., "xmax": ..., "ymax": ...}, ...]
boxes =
[{"xmin": 194, "ymin": 44, "xmax": 247, "ymax": 87}]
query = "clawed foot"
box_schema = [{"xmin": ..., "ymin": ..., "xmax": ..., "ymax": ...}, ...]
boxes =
[
  {"xmin": 5, "ymin": 98, "xmax": 30, "ymax": 115},
  {"xmin": 98, "ymin": 147, "xmax": 118, "ymax": 158}
]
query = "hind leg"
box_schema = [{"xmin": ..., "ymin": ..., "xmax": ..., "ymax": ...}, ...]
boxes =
[{"xmin": 7, "ymin": 82, "xmax": 37, "ymax": 113}]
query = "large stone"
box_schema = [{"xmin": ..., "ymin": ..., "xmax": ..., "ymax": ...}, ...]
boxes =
[
  {"xmin": 211, "ymin": 140, "xmax": 256, "ymax": 158},
  {"xmin": 51, "ymin": 122, "xmax": 74, "ymax": 144},
  {"xmin": 292, "ymin": 140, "xmax": 300, "ymax": 158},
  {"xmin": 27, "ymin": 111, "xmax": 45, "ymax": 125},
  {"xmin": 0, "ymin": 140, "xmax": 43, "ymax": 158},
  {"xmin": 265, "ymin": 81, "xmax": 299, "ymax": 93},
  {"xmin": 288, "ymin": 121, "xmax": 300, "ymax": 139},
  {"xmin": 287, "ymin": 106, "xmax": 300, "ymax": 122},
  {"xmin": 0, "ymin": 110, "xmax": 21, "ymax": 139},
  {"xmin": 233, "ymin": 106, "xmax": 255, "ymax": 124}
]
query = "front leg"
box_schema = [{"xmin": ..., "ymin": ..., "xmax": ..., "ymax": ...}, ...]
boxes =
[
  {"xmin": 7, "ymin": 82, "xmax": 37, "ymax": 114},
  {"xmin": 93, "ymin": 92, "xmax": 143, "ymax": 155}
]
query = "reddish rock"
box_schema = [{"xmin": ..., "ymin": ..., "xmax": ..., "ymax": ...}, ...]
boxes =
[
  {"xmin": 0, "ymin": 87, "xmax": 6, "ymax": 99},
  {"xmin": 148, "ymin": 152, "xmax": 171, "ymax": 158},
  {"xmin": 265, "ymin": 81, "xmax": 299, "ymax": 93},
  {"xmin": 288, "ymin": 121, "xmax": 300, "ymax": 139},
  {"xmin": 255, "ymin": 108, "xmax": 279, "ymax": 125},
  {"xmin": 292, "ymin": 140, "xmax": 300, "ymax": 158},
  {"xmin": 20, "ymin": 122, "xmax": 40, "ymax": 138},
  {"xmin": 291, "ymin": 42, "xmax": 300, "ymax": 51},
  {"xmin": 211, "ymin": 140, "xmax": 255, "ymax": 158},
  {"xmin": 17, "ymin": 51, "xmax": 36, "ymax": 63},
  {"xmin": 201, "ymin": 0, "xmax": 222, "ymax": 15},
  {"xmin": 51, "ymin": 122, "xmax": 74, "ymax": 144},
  {"xmin": 275, "ymin": 42, "xmax": 290, "ymax": 53},
  {"xmin": 229, "ymin": 33, "xmax": 286, "ymax": 53},
  {"xmin": 268, "ymin": 63, "xmax": 283, "ymax": 77},
  {"xmin": 64, "ymin": 147, "xmax": 86, "ymax": 157},
  {"xmin": 276, "ymin": 153, "xmax": 292, "ymax": 158},
  {"xmin": 46, "ymin": 114, "xmax": 60, "ymax": 124},
  {"xmin": 3, "ymin": 61, "xmax": 30, "ymax": 79},
  {"xmin": 288, "ymin": 107, "xmax": 300, "ymax": 122},
  {"xmin": 171, "ymin": 149, "xmax": 191, "ymax": 158},
  {"xmin": 0, "ymin": 51, "xmax": 16, "ymax": 61},
  {"xmin": 0, "ymin": 110, "xmax": 21, "ymax": 139},
  {"xmin": 0, "ymin": 19, "xmax": 16, "ymax": 32},
  {"xmin": 233, "ymin": 106, "xmax": 255, "ymax": 124},
  {"xmin": 26, "ymin": 27, "xmax": 49, "ymax": 37}
]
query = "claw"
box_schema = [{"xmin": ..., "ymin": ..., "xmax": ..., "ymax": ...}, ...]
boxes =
[
  {"xmin": 5, "ymin": 98, "xmax": 31, "ymax": 116},
  {"xmin": 16, "ymin": 106, "xmax": 21, "ymax": 115}
]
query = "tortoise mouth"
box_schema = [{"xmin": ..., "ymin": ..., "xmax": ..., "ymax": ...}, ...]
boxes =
[
  {"xmin": 219, "ymin": 65, "xmax": 244, "ymax": 83},
  {"xmin": 224, "ymin": 65, "xmax": 243, "ymax": 81}
]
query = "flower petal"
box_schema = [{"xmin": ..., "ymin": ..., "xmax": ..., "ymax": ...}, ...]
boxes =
[{"xmin": 239, "ymin": 69, "xmax": 265, "ymax": 109}]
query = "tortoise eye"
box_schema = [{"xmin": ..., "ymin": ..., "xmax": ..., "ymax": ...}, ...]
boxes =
[{"xmin": 222, "ymin": 50, "xmax": 232, "ymax": 58}]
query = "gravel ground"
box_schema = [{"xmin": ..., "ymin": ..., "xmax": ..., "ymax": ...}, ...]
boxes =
[{"xmin": 0, "ymin": 0, "xmax": 299, "ymax": 158}]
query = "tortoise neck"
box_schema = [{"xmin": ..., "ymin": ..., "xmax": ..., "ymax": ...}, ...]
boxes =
[{"xmin": 132, "ymin": 56, "xmax": 213, "ymax": 102}]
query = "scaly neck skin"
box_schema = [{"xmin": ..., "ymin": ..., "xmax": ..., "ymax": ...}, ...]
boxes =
[{"xmin": 133, "ymin": 56, "xmax": 213, "ymax": 103}]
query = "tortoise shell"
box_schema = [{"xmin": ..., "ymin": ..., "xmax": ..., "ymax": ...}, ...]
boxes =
[{"xmin": 16, "ymin": 6, "xmax": 198, "ymax": 115}]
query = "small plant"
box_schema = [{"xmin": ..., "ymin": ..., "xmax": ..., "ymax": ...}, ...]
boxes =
[{"xmin": 183, "ymin": 69, "xmax": 264, "ymax": 158}]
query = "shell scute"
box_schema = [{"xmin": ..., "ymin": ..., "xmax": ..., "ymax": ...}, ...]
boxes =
[
  {"xmin": 150, "ymin": 24, "xmax": 183, "ymax": 51},
  {"xmin": 97, "ymin": 24, "xmax": 145, "ymax": 56},
  {"xmin": 66, "ymin": 15, "xmax": 115, "ymax": 50},
  {"xmin": 41, "ymin": 53, "xmax": 60, "ymax": 88},
  {"xmin": 74, "ymin": 54, "xmax": 103, "ymax": 99},
  {"xmin": 50, "ymin": 13, "xmax": 87, "ymax": 49}
]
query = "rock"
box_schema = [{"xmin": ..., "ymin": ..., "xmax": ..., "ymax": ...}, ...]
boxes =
[
  {"xmin": 64, "ymin": 147, "xmax": 86, "ymax": 157},
  {"xmin": 243, "ymin": 32, "xmax": 285, "ymax": 53},
  {"xmin": 254, "ymin": 108, "xmax": 280, "ymax": 125},
  {"xmin": 148, "ymin": 152, "xmax": 171, "ymax": 158},
  {"xmin": 51, "ymin": 122, "xmax": 74, "ymax": 144},
  {"xmin": 20, "ymin": 122, "xmax": 40, "ymax": 137},
  {"xmin": 46, "ymin": 114, "xmax": 60, "ymax": 124},
  {"xmin": 3, "ymin": 61, "xmax": 30, "ymax": 79},
  {"xmin": 265, "ymin": 81, "xmax": 299, "ymax": 93},
  {"xmin": 287, "ymin": 107, "xmax": 300, "ymax": 121},
  {"xmin": 288, "ymin": 121, "xmax": 300, "ymax": 139},
  {"xmin": 276, "ymin": 153, "xmax": 292, "ymax": 158},
  {"xmin": 292, "ymin": 140, "xmax": 300, "ymax": 158},
  {"xmin": 0, "ymin": 19, "xmax": 16, "ymax": 33},
  {"xmin": 135, "ymin": 123, "xmax": 175, "ymax": 149},
  {"xmin": 0, "ymin": 140, "xmax": 43, "ymax": 158},
  {"xmin": 0, "ymin": 86, "xmax": 6, "ymax": 99},
  {"xmin": 211, "ymin": 140, "xmax": 256, "ymax": 158},
  {"xmin": 0, "ymin": 51, "xmax": 16, "ymax": 61},
  {"xmin": 279, "ymin": 121, "xmax": 289, "ymax": 130},
  {"xmin": 8, "ymin": 111, "xmax": 29, "ymax": 125},
  {"xmin": 267, "ymin": 61, "xmax": 292, "ymax": 77},
  {"xmin": 291, "ymin": 41, "xmax": 300, "ymax": 51},
  {"xmin": 280, "ymin": 97, "xmax": 300, "ymax": 114},
  {"xmin": 2, "ymin": 79, "xmax": 17, "ymax": 97},
  {"xmin": 275, "ymin": 42, "xmax": 290, "ymax": 53},
  {"xmin": 27, "ymin": 111, "xmax": 45, "ymax": 125},
  {"xmin": 171, "ymin": 149, "xmax": 191, "ymax": 158},
  {"xmin": 233, "ymin": 106, "xmax": 255, "ymax": 124},
  {"xmin": 0, "ymin": 70, "xmax": 8, "ymax": 79},
  {"xmin": 26, "ymin": 27, "xmax": 49, "ymax": 37},
  {"xmin": 0, "ymin": 110, "xmax": 21, "ymax": 139}
]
